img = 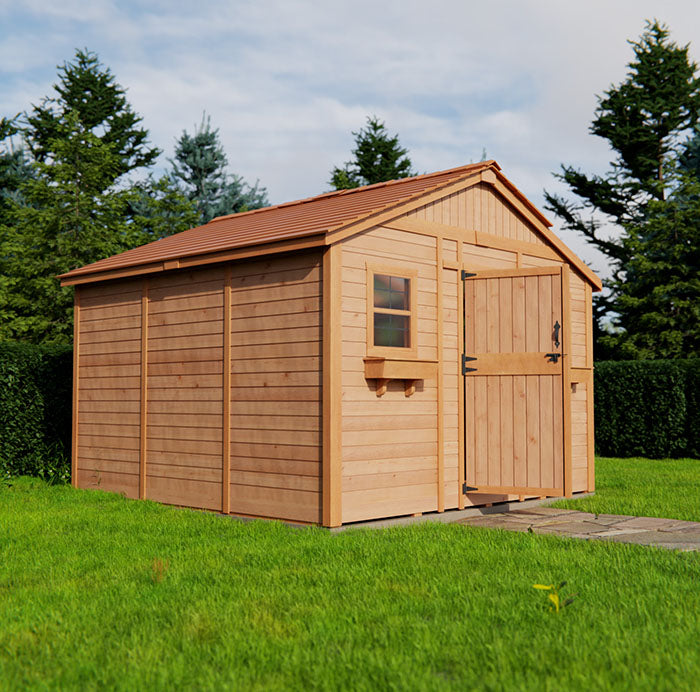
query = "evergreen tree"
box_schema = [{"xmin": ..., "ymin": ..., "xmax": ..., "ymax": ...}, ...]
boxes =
[
  {"xmin": 600, "ymin": 171, "xmax": 700, "ymax": 359},
  {"xmin": 0, "ymin": 116, "xmax": 33, "ymax": 211},
  {"xmin": 170, "ymin": 114, "xmax": 268, "ymax": 224},
  {"xmin": 0, "ymin": 53, "xmax": 194, "ymax": 343},
  {"xmin": 330, "ymin": 116, "xmax": 415, "ymax": 190},
  {"xmin": 543, "ymin": 21, "xmax": 700, "ymax": 357},
  {"xmin": 126, "ymin": 175, "xmax": 199, "ymax": 244},
  {"xmin": 25, "ymin": 49, "xmax": 160, "ymax": 186}
]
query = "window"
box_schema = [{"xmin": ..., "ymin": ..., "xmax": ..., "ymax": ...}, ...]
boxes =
[{"xmin": 366, "ymin": 266, "xmax": 417, "ymax": 358}]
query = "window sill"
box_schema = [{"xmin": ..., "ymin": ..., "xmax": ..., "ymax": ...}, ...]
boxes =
[{"xmin": 363, "ymin": 358, "xmax": 438, "ymax": 397}]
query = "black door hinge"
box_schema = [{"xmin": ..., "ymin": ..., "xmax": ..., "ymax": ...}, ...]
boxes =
[
  {"xmin": 461, "ymin": 270, "xmax": 476, "ymax": 280},
  {"xmin": 462, "ymin": 354, "xmax": 477, "ymax": 375},
  {"xmin": 462, "ymin": 482, "xmax": 477, "ymax": 494}
]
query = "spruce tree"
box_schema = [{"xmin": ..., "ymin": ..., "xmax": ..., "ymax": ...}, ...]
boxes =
[
  {"xmin": 600, "ymin": 171, "xmax": 700, "ymax": 359},
  {"xmin": 0, "ymin": 52, "xmax": 194, "ymax": 343},
  {"xmin": 544, "ymin": 21, "xmax": 700, "ymax": 357},
  {"xmin": 25, "ymin": 49, "xmax": 160, "ymax": 186},
  {"xmin": 0, "ymin": 116, "xmax": 33, "ymax": 211},
  {"xmin": 170, "ymin": 114, "xmax": 268, "ymax": 224},
  {"xmin": 330, "ymin": 116, "xmax": 415, "ymax": 190}
]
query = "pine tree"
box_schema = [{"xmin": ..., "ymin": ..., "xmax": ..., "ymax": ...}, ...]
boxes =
[
  {"xmin": 170, "ymin": 114, "xmax": 268, "ymax": 224},
  {"xmin": 600, "ymin": 171, "xmax": 700, "ymax": 359},
  {"xmin": 0, "ymin": 53, "xmax": 193, "ymax": 343},
  {"xmin": 330, "ymin": 116, "xmax": 415, "ymax": 190},
  {"xmin": 0, "ymin": 116, "xmax": 33, "ymax": 211},
  {"xmin": 24, "ymin": 49, "xmax": 160, "ymax": 186},
  {"xmin": 544, "ymin": 21, "xmax": 700, "ymax": 357}
]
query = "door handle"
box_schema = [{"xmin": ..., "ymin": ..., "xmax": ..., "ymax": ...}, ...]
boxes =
[
  {"xmin": 545, "ymin": 353, "xmax": 561, "ymax": 363},
  {"xmin": 553, "ymin": 321, "xmax": 561, "ymax": 348}
]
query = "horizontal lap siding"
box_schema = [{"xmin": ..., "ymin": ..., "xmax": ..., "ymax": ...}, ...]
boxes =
[
  {"xmin": 340, "ymin": 227, "xmax": 439, "ymax": 524},
  {"xmin": 571, "ymin": 381, "xmax": 589, "ymax": 492},
  {"xmin": 77, "ymin": 280, "xmax": 142, "ymax": 498},
  {"xmin": 147, "ymin": 268, "xmax": 225, "ymax": 511},
  {"xmin": 228, "ymin": 252, "xmax": 322, "ymax": 524},
  {"xmin": 569, "ymin": 272, "xmax": 587, "ymax": 369}
]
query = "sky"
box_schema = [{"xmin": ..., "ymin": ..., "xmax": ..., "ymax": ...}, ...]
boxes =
[{"xmin": 1, "ymin": 0, "xmax": 700, "ymax": 279}]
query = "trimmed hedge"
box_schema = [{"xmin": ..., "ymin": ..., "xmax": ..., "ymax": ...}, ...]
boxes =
[
  {"xmin": 0, "ymin": 342, "xmax": 73, "ymax": 482},
  {"xmin": 594, "ymin": 359, "xmax": 700, "ymax": 458}
]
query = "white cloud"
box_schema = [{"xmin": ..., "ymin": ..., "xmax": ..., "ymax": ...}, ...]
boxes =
[{"xmin": 2, "ymin": 0, "xmax": 700, "ymax": 278}]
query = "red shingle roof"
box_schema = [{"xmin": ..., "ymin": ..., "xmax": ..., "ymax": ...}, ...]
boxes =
[{"xmin": 59, "ymin": 162, "xmax": 495, "ymax": 281}]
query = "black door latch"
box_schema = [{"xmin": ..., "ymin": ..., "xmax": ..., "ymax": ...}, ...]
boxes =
[{"xmin": 545, "ymin": 353, "xmax": 561, "ymax": 363}]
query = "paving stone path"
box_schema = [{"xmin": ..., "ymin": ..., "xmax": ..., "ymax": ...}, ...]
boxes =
[{"xmin": 458, "ymin": 506, "xmax": 700, "ymax": 552}]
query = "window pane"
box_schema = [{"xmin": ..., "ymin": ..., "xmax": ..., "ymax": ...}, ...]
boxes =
[
  {"xmin": 374, "ymin": 288, "xmax": 392, "ymax": 309},
  {"xmin": 374, "ymin": 313, "xmax": 410, "ymax": 348},
  {"xmin": 374, "ymin": 274, "xmax": 409, "ymax": 310}
]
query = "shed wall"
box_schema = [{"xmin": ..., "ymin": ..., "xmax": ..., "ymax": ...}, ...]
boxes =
[
  {"xmin": 337, "ymin": 182, "xmax": 595, "ymax": 523},
  {"xmin": 227, "ymin": 252, "xmax": 322, "ymax": 524},
  {"xmin": 340, "ymin": 227, "xmax": 439, "ymax": 523},
  {"xmin": 77, "ymin": 279, "xmax": 143, "ymax": 498},
  {"xmin": 74, "ymin": 251, "xmax": 323, "ymax": 523},
  {"xmin": 147, "ymin": 266, "xmax": 225, "ymax": 511}
]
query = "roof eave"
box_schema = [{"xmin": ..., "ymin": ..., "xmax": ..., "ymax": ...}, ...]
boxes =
[{"xmin": 59, "ymin": 233, "xmax": 327, "ymax": 287}]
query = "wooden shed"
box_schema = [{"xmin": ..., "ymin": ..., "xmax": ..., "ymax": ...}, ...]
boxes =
[{"xmin": 60, "ymin": 161, "xmax": 601, "ymax": 527}]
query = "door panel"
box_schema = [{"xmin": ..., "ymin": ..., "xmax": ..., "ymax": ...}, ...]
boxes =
[{"xmin": 463, "ymin": 267, "xmax": 565, "ymax": 496}]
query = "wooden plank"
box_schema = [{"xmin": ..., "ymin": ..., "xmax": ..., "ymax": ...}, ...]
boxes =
[
  {"xmin": 229, "ymin": 485, "xmax": 321, "ymax": 524},
  {"xmin": 147, "ymin": 476, "xmax": 222, "ymax": 511},
  {"xmin": 61, "ymin": 236, "xmax": 326, "ymax": 287},
  {"xmin": 526, "ymin": 376, "xmax": 540, "ymax": 488},
  {"xmin": 139, "ymin": 279, "xmax": 148, "ymax": 499},
  {"xmin": 562, "ymin": 265, "xmax": 573, "ymax": 497},
  {"xmin": 474, "ymin": 377, "xmax": 487, "ymax": 486},
  {"xmin": 458, "ymin": 237, "xmax": 466, "ymax": 509},
  {"xmin": 585, "ymin": 283, "xmax": 593, "ymax": 369},
  {"xmin": 222, "ymin": 265, "xmax": 232, "ymax": 513},
  {"xmin": 468, "ymin": 266, "xmax": 561, "ymax": 280},
  {"xmin": 72, "ymin": 289, "xmax": 80, "ymax": 488},
  {"xmin": 465, "ymin": 485, "xmax": 562, "ymax": 496},
  {"xmin": 586, "ymin": 369, "xmax": 595, "ymax": 492},
  {"xmin": 322, "ymin": 243, "xmax": 342, "ymax": 527},
  {"xmin": 437, "ymin": 254, "xmax": 444, "ymax": 512},
  {"xmin": 486, "ymin": 375, "xmax": 500, "ymax": 486},
  {"xmin": 513, "ymin": 375, "xmax": 527, "ymax": 487},
  {"xmin": 539, "ymin": 375, "xmax": 554, "ymax": 489},
  {"xmin": 465, "ymin": 352, "xmax": 562, "ymax": 376},
  {"xmin": 500, "ymin": 376, "xmax": 514, "ymax": 487}
]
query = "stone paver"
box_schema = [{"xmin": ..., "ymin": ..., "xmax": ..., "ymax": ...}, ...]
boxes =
[{"xmin": 458, "ymin": 509, "xmax": 700, "ymax": 551}]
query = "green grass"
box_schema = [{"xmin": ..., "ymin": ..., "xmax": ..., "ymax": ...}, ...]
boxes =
[
  {"xmin": 1, "ymin": 477, "xmax": 699, "ymax": 691},
  {"xmin": 550, "ymin": 456, "xmax": 700, "ymax": 521}
]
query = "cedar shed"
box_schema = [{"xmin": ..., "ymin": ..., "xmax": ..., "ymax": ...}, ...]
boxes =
[{"xmin": 60, "ymin": 162, "xmax": 601, "ymax": 527}]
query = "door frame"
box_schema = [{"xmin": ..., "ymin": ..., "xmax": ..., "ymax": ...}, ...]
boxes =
[{"xmin": 458, "ymin": 264, "xmax": 573, "ymax": 499}]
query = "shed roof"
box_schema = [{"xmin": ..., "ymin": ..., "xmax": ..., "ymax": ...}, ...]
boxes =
[{"xmin": 59, "ymin": 161, "xmax": 601, "ymax": 290}]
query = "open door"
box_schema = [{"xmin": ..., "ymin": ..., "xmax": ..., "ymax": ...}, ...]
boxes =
[{"xmin": 462, "ymin": 266, "xmax": 566, "ymax": 497}]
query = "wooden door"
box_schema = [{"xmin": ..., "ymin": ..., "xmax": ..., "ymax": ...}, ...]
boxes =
[{"xmin": 463, "ymin": 267, "xmax": 566, "ymax": 497}]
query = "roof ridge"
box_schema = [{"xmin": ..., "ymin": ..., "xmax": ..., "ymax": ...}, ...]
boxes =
[{"xmin": 208, "ymin": 161, "xmax": 495, "ymax": 225}]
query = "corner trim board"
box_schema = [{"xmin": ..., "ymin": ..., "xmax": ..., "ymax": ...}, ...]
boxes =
[
  {"xmin": 222, "ymin": 266, "xmax": 232, "ymax": 514},
  {"xmin": 139, "ymin": 279, "xmax": 149, "ymax": 500},
  {"xmin": 322, "ymin": 244, "xmax": 342, "ymax": 526},
  {"xmin": 71, "ymin": 289, "xmax": 80, "ymax": 488}
]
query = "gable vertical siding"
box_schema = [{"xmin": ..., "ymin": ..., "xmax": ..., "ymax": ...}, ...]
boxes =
[
  {"xmin": 409, "ymin": 183, "xmax": 547, "ymax": 246},
  {"xmin": 227, "ymin": 252, "xmax": 323, "ymax": 524},
  {"xmin": 340, "ymin": 226, "xmax": 439, "ymax": 523},
  {"xmin": 77, "ymin": 280, "xmax": 143, "ymax": 498}
]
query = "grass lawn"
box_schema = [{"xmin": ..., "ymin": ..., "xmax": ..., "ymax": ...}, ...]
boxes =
[
  {"xmin": 551, "ymin": 456, "xmax": 700, "ymax": 521},
  {"xmin": 1, "ymin": 477, "xmax": 699, "ymax": 691}
]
